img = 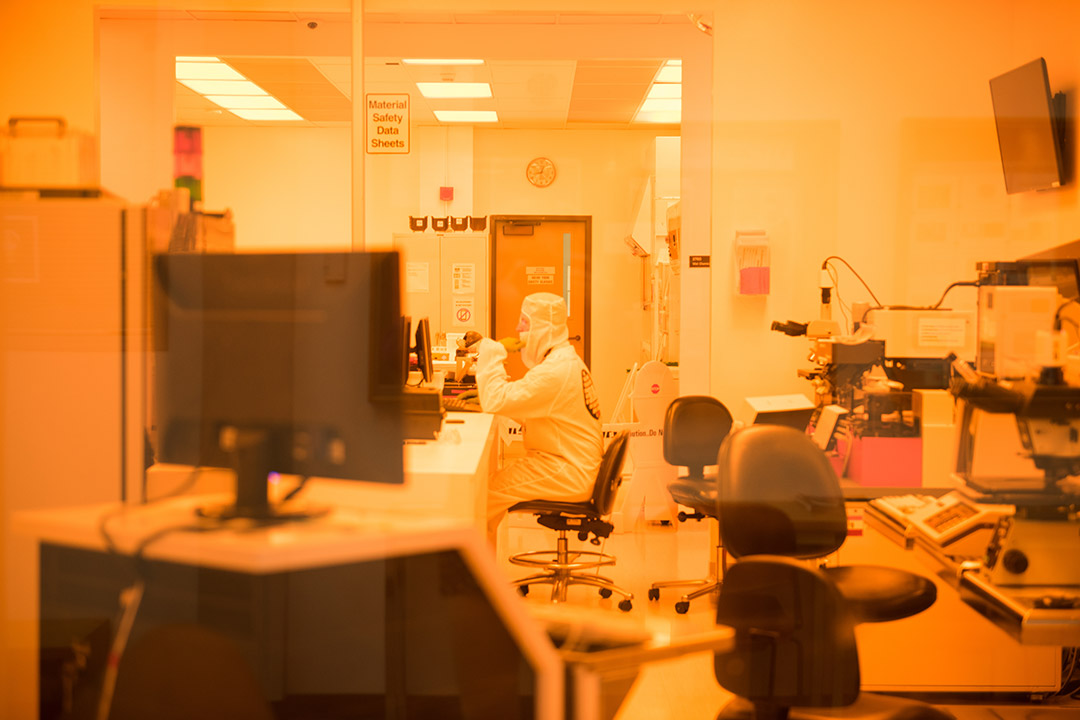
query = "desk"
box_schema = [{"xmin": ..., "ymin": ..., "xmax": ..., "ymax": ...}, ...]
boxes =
[
  {"xmin": 303, "ymin": 411, "xmax": 497, "ymax": 533},
  {"xmin": 18, "ymin": 492, "xmax": 734, "ymax": 720},
  {"xmin": 17, "ymin": 497, "xmax": 563, "ymax": 720},
  {"xmin": 864, "ymin": 503, "xmax": 1080, "ymax": 647}
]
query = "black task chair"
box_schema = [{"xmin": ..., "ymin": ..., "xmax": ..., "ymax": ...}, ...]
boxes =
[
  {"xmin": 507, "ymin": 432, "xmax": 634, "ymax": 611},
  {"xmin": 647, "ymin": 395, "xmax": 734, "ymax": 614},
  {"xmin": 712, "ymin": 425, "xmax": 952, "ymax": 720}
]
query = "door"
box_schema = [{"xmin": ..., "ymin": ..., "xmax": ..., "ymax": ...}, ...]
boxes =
[{"xmin": 491, "ymin": 216, "xmax": 590, "ymax": 378}]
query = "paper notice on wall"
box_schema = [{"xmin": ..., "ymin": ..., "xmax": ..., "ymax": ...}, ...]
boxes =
[
  {"xmin": 452, "ymin": 263, "xmax": 475, "ymax": 294},
  {"xmin": 526, "ymin": 265, "xmax": 555, "ymax": 285},
  {"xmin": 452, "ymin": 298, "xmax": 475, "ymax": 327},
  {"xmin": 406, "ymin": 262, "xmax": 430, "ymax": 293}
]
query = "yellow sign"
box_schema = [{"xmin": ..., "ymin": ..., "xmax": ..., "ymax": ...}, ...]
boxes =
[{"xmin": 366, "ymin": 94, "xmax": 410, "ymax": 154}]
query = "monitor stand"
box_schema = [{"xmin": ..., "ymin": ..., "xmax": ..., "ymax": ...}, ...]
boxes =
[{"xmin": 195, "ymin": 428, "xmax": 329, "ymax": 523}]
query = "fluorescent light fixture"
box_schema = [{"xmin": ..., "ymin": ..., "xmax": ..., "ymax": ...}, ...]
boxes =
[
  {"xmin": 416, "ymin": 82, "xmax": 492, "ymax": 99},
  {"xmin": 433, "ymin": 110, "xmax": 499, "ymax": 123},
  {"xmin": 178, "ymin": 78, "xmax": 267, "ymax": 96},
  {"xmin": 655, "ymin": 65, "xmax": 682, "ymax": 83},
  {"xmin": 634, "ymin": 110, "xmax": 681, "ymax": 124},
  {"xmin": 176, "ymin": 56, "xmax": 220, "ymax": 62},
  {"xmin": 228, "ymin": 108, "xmax": 304, "ymax": 121},
  {"xmin": 666, "ymin": 59, "xmax": 682, "ymax": 66},
  {"xmin": 639, "ymin": 98, "xmax": 681, "ymax": 113},
  {"xmin": 646, "ymin": 84, "xmax": 682, "ymax": 100},
  {"xmin": 176, "ymin": 62, "xmax": 246, "ymax": 81},
  {"xmin": 402, "ymin": 58, "xmax": 484, "ymax": 65},
  {"xmin": 205, "ymin": 95, "xmax": 287, "ymax": 110}
]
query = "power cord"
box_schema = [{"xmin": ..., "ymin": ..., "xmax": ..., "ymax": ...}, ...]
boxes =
[{"xmin": 822, "ymin": 255, "xmax": 884, "ymax": 308}]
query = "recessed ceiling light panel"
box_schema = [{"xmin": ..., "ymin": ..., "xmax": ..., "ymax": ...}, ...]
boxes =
[
  {"xmin": 417, "ymin": 82, "xmax": 492, "ymax": 99},
  {"xmin": 655, "ymin": 66, "xmax": 682, "ymax": 83},
  {"xmin": 178, "ymin": 78, "xmax": 268, "ymax": 96},
  {"xmin": 403, "ymin": 58, "xmax": 484, "ymax": 65},
  {"xmin": 646, "ymin": 84, "xmax": 682, "ymax": 100},
  {"xmin": 433, "ymin": 110, "xmax": 499, "ymax": 123},
  {"xmin": 175, "ymin": 62, "xmax": 245, "ymax": 81},
  {"xmin": 229, "ymin": 108, "xmax": 304, "ymax": 121},
  {"xmin": 205, "ymin": 95, "xmax": 287, "ymax": 110}
]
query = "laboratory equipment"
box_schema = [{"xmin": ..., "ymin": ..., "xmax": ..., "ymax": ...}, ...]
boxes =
[
  {"xmin": 772, "ymin": 260, "xmax": 975, "ymax": 488},
  {"xmin": 950, "ymin": 359, "xmax": 1080, "ymax": 586},
  {"xmin": 152, "ymin": 251, "xmax": 407, "ymax": 520}
]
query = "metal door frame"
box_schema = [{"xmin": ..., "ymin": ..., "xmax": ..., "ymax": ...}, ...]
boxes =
[{"xmin": 489, "ymin": 215, "xmax": 592, "ymax": 367}]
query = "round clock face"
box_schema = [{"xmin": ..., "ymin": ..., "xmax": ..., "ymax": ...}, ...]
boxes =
[{"xmin": 526, "ymin": 157, "xmax": 556, "ymax": 187}]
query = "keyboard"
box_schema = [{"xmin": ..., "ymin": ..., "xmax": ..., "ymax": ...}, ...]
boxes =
[{"xmin": 442, "ymin": 396, "xmax": 483, "ymax": 413}]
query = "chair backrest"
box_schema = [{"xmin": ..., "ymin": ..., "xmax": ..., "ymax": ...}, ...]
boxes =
[
  {"xmin": 109, "ymin": 623, "xmax": 274, "ymax": 720},
  {"xmin": 663, "ymin": 396, "xmax": 734, "ymax": 479},
  {"xmin": 590, "ymin": 432, "xmax": 630, "ymax": 515},
  {"xmin": 717, "ymin": 424, "xmax": 847, "ymax": 560},
  {"xmin": 714, "ymin": 556, "xmax": 860, "ymax": 710}
]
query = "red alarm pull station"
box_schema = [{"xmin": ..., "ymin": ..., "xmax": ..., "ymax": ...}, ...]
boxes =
[{"xmin": 439, "ymin": 186, "xmax": 454, "ymax": 201}]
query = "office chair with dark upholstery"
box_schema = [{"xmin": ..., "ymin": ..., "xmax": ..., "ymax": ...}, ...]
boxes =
[
  {"xmin": 507, "ymin": 432, "xmax": 634, "ymax": 611},
  {"xmin": 712, "ymin": 425, "xmax": 953, "ymax": 720},
  {"xmin": 648, "ymin": 395, "xmax": 734, "ymax": 613}
]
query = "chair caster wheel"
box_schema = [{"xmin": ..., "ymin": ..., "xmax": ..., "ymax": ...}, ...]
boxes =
[
  {"xmin": 647, "ymin": 588, "xmax": 660, "ymax": 601},
  {"xmin": 599, "ymin": 588, "xmax": 613, "ymax": 599},
  {"xmin": 675, "ymin": 601, "xmax": 690, "ymax": 614},
  {"xmin": 517, "ymin": 585, "xmax": 529, "ymax": 597},
  {"xmin": 618, "ymin": 599, "xmax": 633, "ymax": 612}
]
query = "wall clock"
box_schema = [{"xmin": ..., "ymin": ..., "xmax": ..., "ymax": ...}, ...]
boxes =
[{"xmin": 526, "ymin": 157, "xmax": 556, "ymax": 188}]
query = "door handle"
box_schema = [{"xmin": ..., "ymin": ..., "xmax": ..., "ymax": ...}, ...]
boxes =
[{"xmin": 569, "ymin": 335, "xmax": 582, "ymax": 342}]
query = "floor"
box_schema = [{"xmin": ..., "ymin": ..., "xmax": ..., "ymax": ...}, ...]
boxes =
[{"xmin": 495, "ymin": 517, "xmax": 1080, "ymax": 720}]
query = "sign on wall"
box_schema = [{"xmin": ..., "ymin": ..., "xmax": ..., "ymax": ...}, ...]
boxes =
[{"xmin": 366, "ymin": 94, "xmax": 410, "ymax": 154}]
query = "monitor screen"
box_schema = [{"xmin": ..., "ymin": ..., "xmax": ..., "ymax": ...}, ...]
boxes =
[
  {"xmin": 414, "ymin": 317, "xmax": 434, "ymax": 384},
  {"xmin": 989, "ymin": 57, "xmax": 1065, "ymax": 194},
  {"xmin": 152, "ymin": 251, "xmax": 406, "ymax": 521}
]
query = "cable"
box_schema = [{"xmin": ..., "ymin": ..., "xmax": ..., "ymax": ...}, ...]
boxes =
[
  {"xmin": 822, "ymin": 256, "xmax": 884, "ymax": 308},
  {"xmin": 931, "ymin": 280, "xmax": 979, "ymax": 309},
  {"xmin": 98, "ymin": 467, "xmax": 204, "ymax": 555},
  {"xmin": 96, "ymin": 518, "xmax": 223, "ymax": 720},
  {"xmin": 281, "ymin": 475, "xmax": 311, "ymax": 504},
  {"xmin": 826, "ymin": 264, "xmax": 852, "ymax": 334},
  {"xmin": 1055, "ymin": 297, "xmax": 1080, "ymax": 327}
]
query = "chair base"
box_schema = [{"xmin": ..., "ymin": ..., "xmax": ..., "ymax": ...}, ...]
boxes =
[
  {"xmin": 649, "ymin": 534, "xmax": 725, "ymax": 613},
  {"xmin": 647, "ymin": 578, "xmax": 720, "ymax": 613},
  {"xmin": 717, "ymin": 692, "xmax": 956, "ymax": 720},
  {"xmin": 509, "ymin": 532, "xmax": 634, "ymax": 611}
]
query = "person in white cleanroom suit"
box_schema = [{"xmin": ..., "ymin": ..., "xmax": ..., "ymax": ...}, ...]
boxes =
[{"xmin": 471, "ymin": 292, "xmax": 603, "ymax": 542}]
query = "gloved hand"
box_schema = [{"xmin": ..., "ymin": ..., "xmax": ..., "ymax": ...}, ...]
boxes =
[
  {"xmin": 458, "ymin": 388, "xmax": 479, "ymax": 401},
  {"xmin": 499, "ymin": 337, "xmax": 526, "ymax": 353},
  {"xmin": 460, "ymin": 331, "xmax": 484, "ymax": 351}
]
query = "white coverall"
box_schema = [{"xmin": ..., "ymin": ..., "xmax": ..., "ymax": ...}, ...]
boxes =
[{"xmin": 474, "ymin": 293, "xmax": 603, "ymax": 537}]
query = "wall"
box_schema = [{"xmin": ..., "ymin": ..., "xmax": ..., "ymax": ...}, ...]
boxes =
[
  {"xmin": 370, "ymin": 124, "xmax": 662, "ymax": 415},
  {"xmin": 709, "ymin": 0, "xmax": 1080, "ymax": 422},
  {"xmin": 473, "ymin": 128, "xmax": 660, "ymax": 415},
  {"xmin": 203, "ymin": 125, "xmax": 352, "ymax": 249}
]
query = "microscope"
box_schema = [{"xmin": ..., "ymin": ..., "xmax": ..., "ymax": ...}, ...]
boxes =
[{"xmin": 948, "ymin": 259, "xmax": 1080, "ymax": 588}]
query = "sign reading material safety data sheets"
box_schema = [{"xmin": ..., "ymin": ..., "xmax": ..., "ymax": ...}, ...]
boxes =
[{"xmin": 366, "ymin": 93, "xmax": 410, "ymax": 154}]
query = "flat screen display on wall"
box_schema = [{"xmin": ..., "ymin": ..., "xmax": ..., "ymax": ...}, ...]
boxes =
[{"xmin": 989, "ymin": 57, "xmax": 1065, "ymax": 194}]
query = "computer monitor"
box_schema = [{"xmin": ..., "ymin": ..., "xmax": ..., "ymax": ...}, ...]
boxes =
[
  {"xmin": 402, "ymin": 315, "xmax": 413, "ymax": 384},
  {"xmin": 152, "ymin": 251, "xmax": 406, "ymax": 521},
  {"xmin": 413, "ymin": 316, "xmax": 434, "ymax": 384},
  {"xmin": 989, "ymin": 57, "xmax": 1066, "ymax": 194}
]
